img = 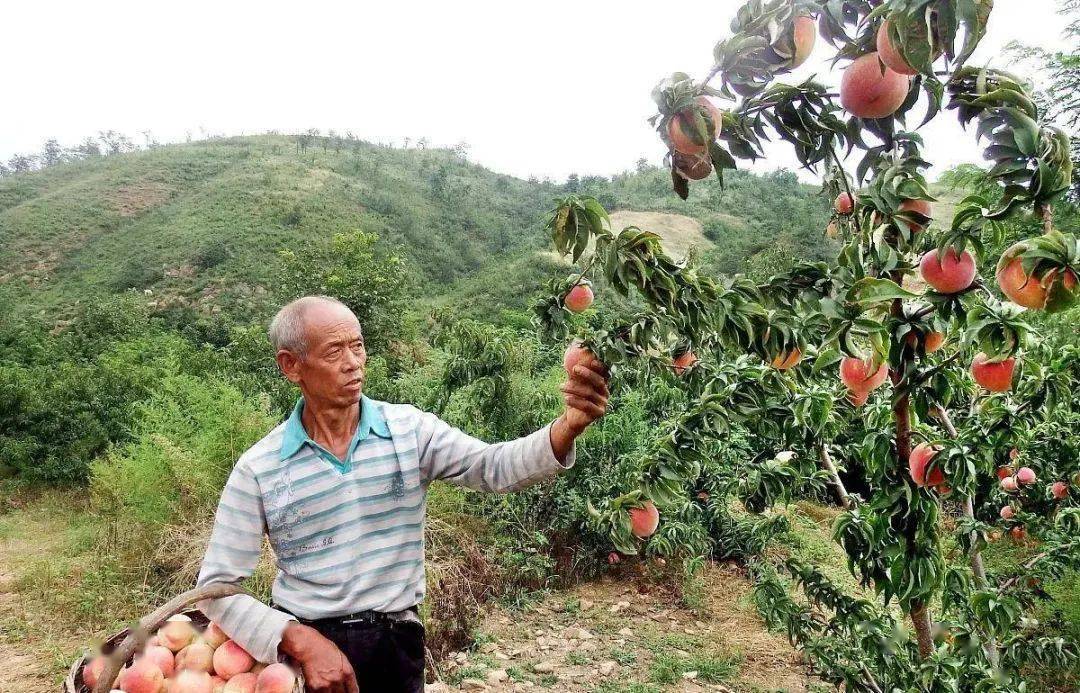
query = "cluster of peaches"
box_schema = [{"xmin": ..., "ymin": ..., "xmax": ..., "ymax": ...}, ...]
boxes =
[{"xmin": 81, "ymin": 615, "xmax": 296, "ymax": 693}]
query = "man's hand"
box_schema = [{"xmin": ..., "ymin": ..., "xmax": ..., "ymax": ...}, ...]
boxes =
[
  {"xmin": 280, "ymin": 622, "xmax": 358, "ymax": 693},
  {"xmin": 560, "ymin": 351, "xmax": 610, "ymax": 435}
]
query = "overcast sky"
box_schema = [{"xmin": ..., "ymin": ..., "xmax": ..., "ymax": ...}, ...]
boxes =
[{"xmin": 1, "ymin": 1, "xmax": 1071, "ymax": 182}]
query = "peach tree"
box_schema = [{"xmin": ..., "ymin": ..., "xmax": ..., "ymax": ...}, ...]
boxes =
[{"xmin": 532, "ymin": 0, "xmax": 1079, "ymax": 688}]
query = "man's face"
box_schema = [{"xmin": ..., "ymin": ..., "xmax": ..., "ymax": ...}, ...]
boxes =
[{"xmin": 278, "ymin": 302, "xmax": 366, "ymax": 408}]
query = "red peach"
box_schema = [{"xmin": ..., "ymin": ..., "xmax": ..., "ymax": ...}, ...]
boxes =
[
  {"xmin": 118, "ymin": 658, "xmax": 164, "ymax": 693},
  {"xmin": 790, "ymin": 15, "xmax": 817, "ymax": 68},
  {"xmin": 834, "ymin": 192, "xmax": 855, "ymax": 214},
  {"xmin": 254, "ymin": 663, "xmax": 296, "ymax": 693},
  {"xmin": 564, "ymin": 283, "xmax": 594, "ymax": 313},
  {"xmin": 1016, "ymin": 467, "xmax": 1036, "ymax": 485},
  {"xmin": 142, "ymin": 645, "xmax": 175, "ymax": 678},
  {"xmin": 1000, "ymin": 505, "xmax": 1015, "ymax": 520},
  {"xmin": 158, "ymin": 617, "xmax": 197, "ymax": 653},
  {"xmin": 672, "ymin": 151, "xmax": 713, "ymax": 181},
  {"xmin": 847, "ymin": 389, "xmax": 870, "ymax": 407},
  {"xmin": 840, "ymin": 356, "xmax": 889, "ymax": 393},
  {"xmin": 673, "ymin": 351, "xmax": 698, "ymax": 375},
  {"xmin": 607, "ymin": 552, "xmax": 621, "ymax": 565},
  {"xmin": 908, "ymin": 442, "xmax": 945, "ymax": 487},
  {"xmin": 971, "ymin": 353, "xmax": 1015, "ymax": 393},
  {"xmin": 171, "ymin": 670, "xmax": 215, "ymax": 693},
  {"xmin": 919, "ymin": 247, "xmax": 977, "ymax": 294},
  {"xmin": 897, "ymin": 198, "xmax": 932, "ymax": 232},
  {"xmin": 176, "ymin": 639, "xmax": 215, "ymax": 673},
  {"xmin": 1001, "ymin": 476, "xmax": 1019, "ymax": 492},
  {"xmin": 202, "ymin": 622, "xmax": 229, "ymax": 650},
  {"xmin": 83, "ymin": 655, "xmax": 108, "ymax": 690},
  {"xmin": 840, "ymin": 53, "xmax": 911, "ymax": 119},
  {"xmin": 667, "ymin": 97, "xmax": 722, "ymax": 155},
  {"xmin": 1010, "ymin": 526, "xmax": 1027, "ymax": 542},
  {"xmin": 876, "ymin": 20, "xmax": 917, "ymax": 75},
  {"xmin": 1051, "ymin": 481, "xmax": 1069, "ymax": 500},
  {"xmin": 997, "ymin": 466, "xmax": 1014, "ymax": 481},
  {"xmin": 222, "ymin": 672, "xmax": 257, "ymax": 693},
  {"xmin": 213, "ymin": 641, "xmax": 255, "ymax": 680},
  {"xmin": 629, "ymin": 501, "xmax": 660, "ymax": 539}
]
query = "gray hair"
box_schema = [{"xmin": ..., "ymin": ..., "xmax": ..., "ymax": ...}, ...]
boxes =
[{"xmin": 268, "ymin": 295, "xmax": 352, "ymax": 358}]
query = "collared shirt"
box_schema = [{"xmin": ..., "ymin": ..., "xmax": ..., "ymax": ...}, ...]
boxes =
[
  {"xmin": 195, "ymin": 395, "xmax": 576, "ymax": 664},
  {"xmin": 279, "ymin": 395, "xmax": 392, "ymax": 471}
]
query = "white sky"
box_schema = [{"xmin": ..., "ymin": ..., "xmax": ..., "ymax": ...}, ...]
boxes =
[{"xmin": 1, "ymin": 1, "xmax": 1071, "ymax": 183}]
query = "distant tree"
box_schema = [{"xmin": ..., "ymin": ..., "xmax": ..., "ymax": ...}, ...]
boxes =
[
  {"xmin": 0, "ymin": 162, "xmax": 10, "ymax": 177},
  {"xmin": 139, "ymin": 130, "xmax": 159, "ymax": 149},
  {"xmin": 7, "ymin": 154, "xmax": 36, "ymax": 173},
  {"xmin": 634, "ymin": 157, "xmax": 652, "ymax": 174},
  {"xmin": 98, "ymin": 130, "xmax": 134, "ymax": 155},
  {"xmin": 564, "ymin": 173, "xmax": 581, "ymax": 192},
  {"xmin": 40, "ymin": 139, "xmax": 64, "ymax": 167},
  {"xmin": 70, "ymin": 137, "xmax": 102, "ymax": 159}
]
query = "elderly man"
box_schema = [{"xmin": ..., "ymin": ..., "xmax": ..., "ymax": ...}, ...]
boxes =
[{"xmin": 196, "ymin": 295, "xmax": 609, "ymax": 692}]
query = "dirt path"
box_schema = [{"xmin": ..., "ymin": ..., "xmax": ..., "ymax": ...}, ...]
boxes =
[{"xmin": 427, "ymin": 561, "xmax": 812, "ymax": 692}]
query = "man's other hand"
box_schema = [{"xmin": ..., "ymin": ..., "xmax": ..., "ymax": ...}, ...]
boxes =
[
  {"xmin": 560, "ymin": 351, "xmax": 610, "ymax": 434},
  {"xmin": 280, "ymin": 622, "xmax": 358, "ymax": 693}
]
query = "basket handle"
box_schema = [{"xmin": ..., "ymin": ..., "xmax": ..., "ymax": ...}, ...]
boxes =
[{"xmin": 92, "ymin": 582, "xmax": 249, "ymax": 693}]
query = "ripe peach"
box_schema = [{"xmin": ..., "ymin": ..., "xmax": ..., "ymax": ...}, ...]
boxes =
[
  {"xmin": 119, "ymin": 658, "xmax": 164, "ymax": 693},
  {"xmin": 607, "ymin": 552, "xmax": 621, "ymax": 565},
  {"xmin": 908, "ymin": 442, "xmax": 945, "ymax": 487},
  {"xmin": 667, "ymin": 97, "xmax": 722, "ymax": 155},
  {"xmin": 672, "ymin": 151, "xmax": 713, "ymax": 180},
  {"xmin": 629, "ymin": 501, "xmax": 660, "ymax": 539},
  {"xmin": 996, "ymin": 250, "xmax": 1077, "ymax": 312},
  {"xmin": 563, "ymin": 340, "xmax": 596, "ymax": 376},
  {"xmin": 1000, "ymin": 505, "xmax": 1015, "ymax": 520},
  {"xmin": 905, "ymin": 331, "xmax": 944, "ymax": 353},
  {"xmin": 673, "ymin": 350, "xmax": 698, "ymax": 375},
  {"xmin": 997, "ymin": 466, "xmax": 1014, "ymax": 481},
  {"xmin": 971, "ymin": 353, "xmax": 1015, "ymax": 392},
  {"xmin": 919, "ymin": 248, "xmax": 976, "ymax": 294},
  {"xmin": 834, "ymin": 192, "xmax": 855, "ymax": 214},
  {"xmin": 936, "ymin": 484, "xmax": 952, "ymax": 496},
  {"xmin": 1016, "ymin": 467, "xmax": 1036, "ymax": 485},
  {"xmin": 839, "ymin": 356, "xmax": 888, "ymax": 393},
  {"xmin": 222, "ymin": 672, "xmax": 257, "ymax": 693},
  {"xmin": 1010, "ymin": 526, "xmax": 1027, "ymax": 542},
  {"xmin": 212, "ymin": 676, "xmax": 227, "ymax": 693},
  {"xmin": 202, "ymin": 622, "xmax": 229, "ymax": 650},
  {"xmin": 176, "ymin": 639, "xmax": 215, "ymax": 673},
  {"xmin": 213, "ymin": 641, "xmax": 255, "ymax": 680},
  {"xmin": 83, "ymin": 654, "xmax": 109, "ymax": 690},
  {"xmin": 142, "ymin": 645, "xmax": 175, "ymax": 678},
  {"xmin": 254, "ymin": 663, "xmax": 296, "ymax": 693},
  {"xmin": 1001, "ymin": 476, "xmax": 1019, "ymax": 492},
  {"xmin": 876, "ymin": 20, "xmax": 916, "ymax": 75},
  {"xmin": 564, "ymin": 283, "xmax": 594, "ymax": 313},
  {"xmin": 770, "ymin": 348, "xmax": 802, "ymax": 370},
  {"xmin": 897, "ymin": 198, "xmax": 932, "ymax": 233},
  {"xmin": 159, "ymin": 617, "xmax": 197, "ymax": 653},
  {"xmin": 1051, "ymin": 481, "xmax": 1069, "ymax": 500},
  {"xmin": 171, "ymin": 670, "xmax": 215, "ymax": 693},
  {"xmin": 790, "ymin": 15, "xmax": 816, "ymax": 68},
  {"xmin": 840, "ymin": 53, "xmax": 911, "ymax": 119}
]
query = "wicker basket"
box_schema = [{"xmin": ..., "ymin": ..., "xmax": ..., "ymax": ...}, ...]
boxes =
[{"xmin": 64, "ymin": 584, "xmax": 304, "ymax": 693}]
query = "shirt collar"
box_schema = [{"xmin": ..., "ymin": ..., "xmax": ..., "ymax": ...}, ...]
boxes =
[{"xmin": 279, "ymin": 394, "xmax": 391, "ymax": 461}]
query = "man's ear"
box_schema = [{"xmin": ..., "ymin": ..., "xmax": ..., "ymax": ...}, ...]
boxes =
[{"xmin": 276, "ymin": 350, "xmax": 303, "ymax": 384}]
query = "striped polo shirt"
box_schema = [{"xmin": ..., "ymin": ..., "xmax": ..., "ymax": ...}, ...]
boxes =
[{"xmin": 195, "ymin": 394, "xmax": 576, "ymax": 664}]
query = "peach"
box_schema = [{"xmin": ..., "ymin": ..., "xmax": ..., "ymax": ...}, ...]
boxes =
[
  {"xmin": 834, "ymin": 192, "xmax": 855, "ymax": 214},
  {"xmin": 250, "ymin": 663, "xmax": 267, "ymax": 677},
  {"xmin": 564, "ymin": 283, "xmax": 594, "ymax": 313},
  {"xmin": 1051, "ymin": 481, "xmax": 1069, "ymax": 500},
  {"xmin": 673, "ymin": 350, "xmax": 698, "ymax": 375},
  {"xmin": 923, "ymin": 331, "xmax": 945, "ymax": 353},
  {"xmin": 629, "ymin": 501, "xmax": 660, "ymax": 539},
  {"xmin": 563, "ymin": 340, "xmax": 596, "ymax": 376},
  {"xmin": 222, "ymin": 672, "xmax": 257, "ymax": 693},
  {"xmin": 770, "ymin": 348, "xmax": 801, "ymax": 370},
  {"xmin": 997, "ymin": 466, "xmax": 1014, "ymax": 481},
  {"xmin": 876, "ymin": 20, "xmax": 917, "ymax": 75},
  {"xmin": 996, "ymin": 250, "xmax": 1077, "ymax": 312},
  {"xmin": 176, "ymin": 639, "xmax": 215, "ymax": 673},
  {"xmin": 83, "ymin": 654, "xmax": 109, "ymax": 690},
  {"xmin": 971, "ymin": 353, "xmax": 1015, "ymax": 392},
  {"xmin": 1010, "ymin": 447, "xmax": 1020, "ymax": 461},
  {"xmin": 254, "ymin": 663, "xmax": 296, "ymax": 693},
  {"xmin": 840, "ymin": 53, "xmax": 911, "ymax": 119},
  {"xmin": 908, "ymin": 442, "xmax": 945, "ymax": 487},
  {"xmin": 840, "ymin": 356, "xmax": 888, "ymax": 393},
  {"xmin": 1016, "ymin": 467, "xmax": 1036, "ymax": 485},
  {"xmin": 790, "ymin": 15, "xmax": 816, "ymax": 68},
  {"xmin": 919, "ymin": 248, "xmax": 976, "ymax": 294},
  {"xmin": 1000, "ymin": 505, "xmax": 1015, "ymax": 520},
  {"xmin": 667, "ymin": 97, "xmax": 721, "ymax": 155},
  {"xmin": 213, "ymin": 641, "xmax": 255, "ymax": 680},
  {"xmin": 897, "ymin": 198, "xmax": 932, "ymax": 232},
  {"xmin": 607, "ymin": 552, "xmax": 621, "ymax": 565},
  {"xmin": 1001, "ymin": 476, "xmax": 1019, "ymax": 492},
  {"xmin": 142, "ymin": 645, "xmax": 175, "ymax": 678},
  {"xmin": 203, "ymin": 622, "xmax": 230, "ymax": 650},
  {"xmin": 825, "ymin": 221, "xmax": 839, "ymax": 239},
  {"xmin": 171, "ymin": 670, "xmax": 215, "ymax": 693},
  {"xmin": 119, "ymin": 658, "xmax": 164, "ymax": 693},
  {"xmin": 212, "ymin": 676, "xmax": 227, "ymax": 693},
  {"xmin": 159, "ymin": 617, "xmax": 197, "ymax": 653},
  {"xmin": 1010, "ymin": 526, "xmax": 1027, "ymax": 542}
]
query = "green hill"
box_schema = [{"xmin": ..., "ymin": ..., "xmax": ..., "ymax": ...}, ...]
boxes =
[{"xmin": 0, "ymin": 135, "xmax": 834, "ymax": 325}]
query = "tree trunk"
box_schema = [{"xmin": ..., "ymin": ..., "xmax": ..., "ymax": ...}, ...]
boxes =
[
  {"xmin": 818, "ymin": 444, "xmax": 852, "ymax": 508},
  {"xmin": 910, "ymin": 600, "xmax": 935, "ymax": 659}
]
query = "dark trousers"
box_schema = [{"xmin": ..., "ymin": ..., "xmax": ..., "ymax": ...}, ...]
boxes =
[{"xmin": 309, "ymin": 617, "xmax": 426, "ymax": 692}]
